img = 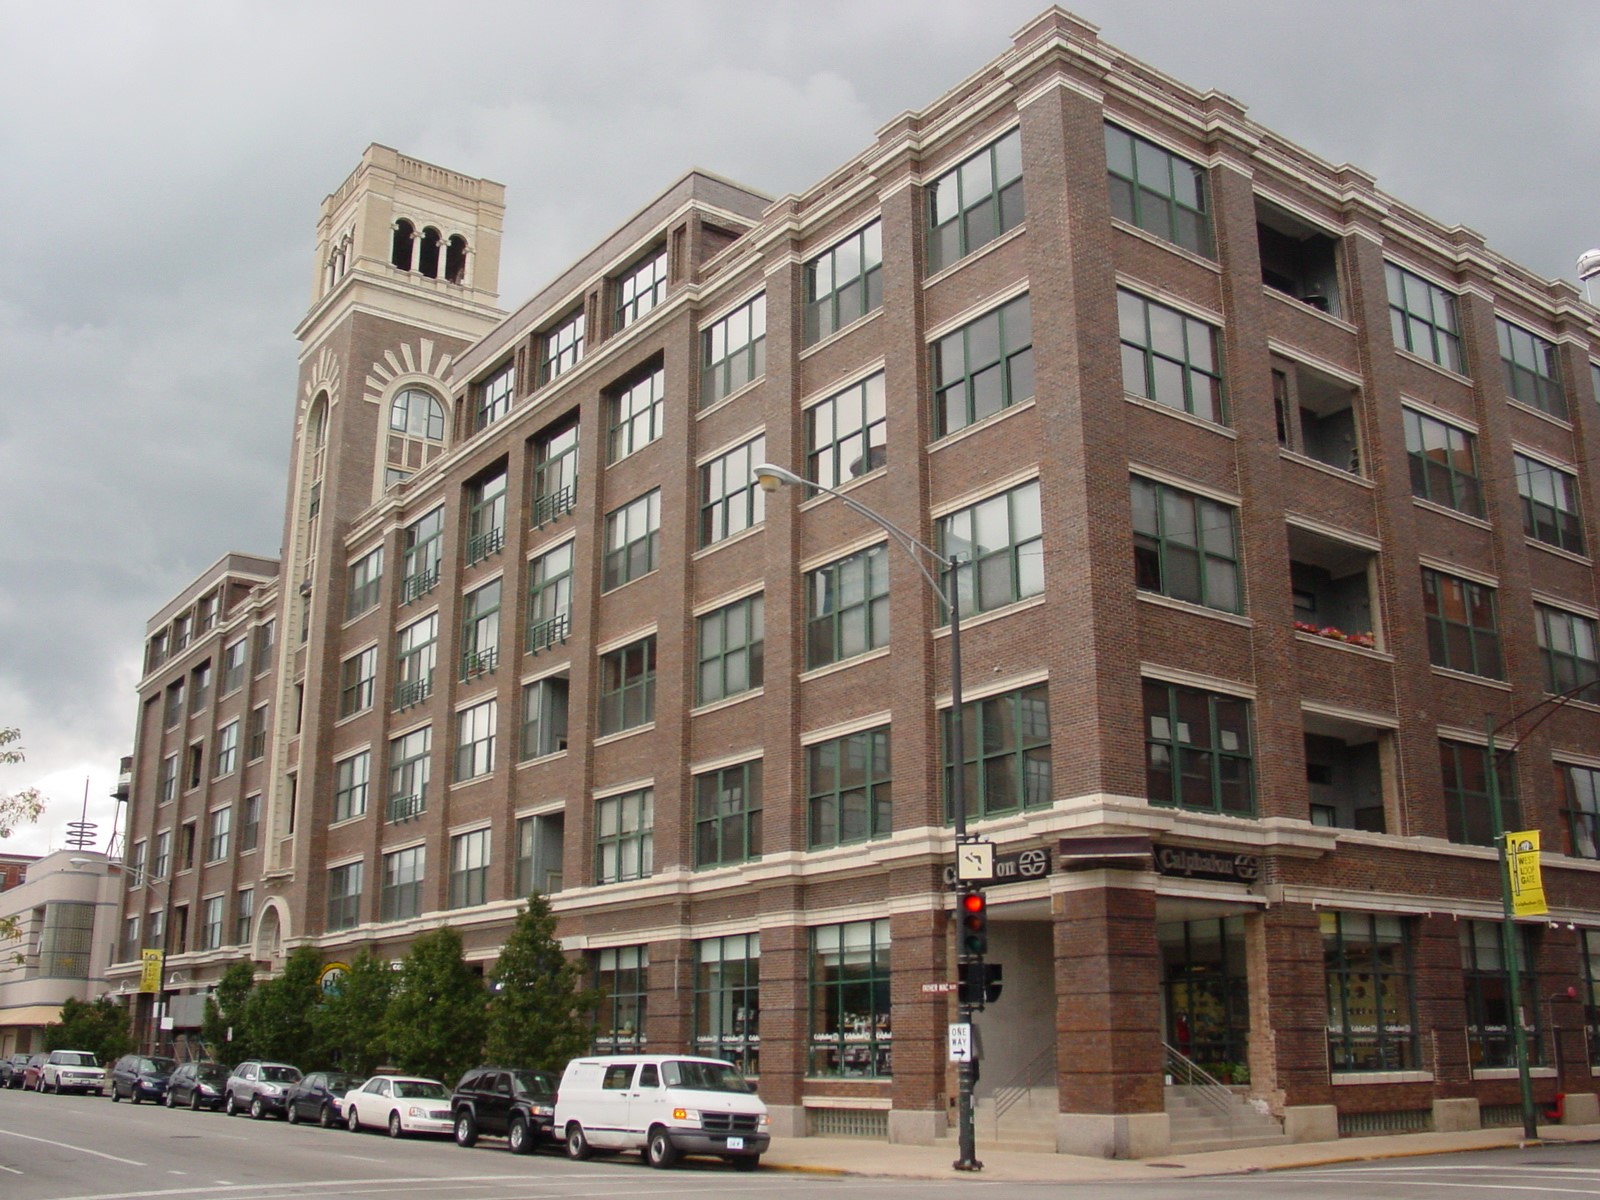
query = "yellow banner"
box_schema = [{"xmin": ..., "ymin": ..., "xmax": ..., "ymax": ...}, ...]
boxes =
[
  {"xmin": 139, "ymin": 948, "xmax": 164, "ymax": 994},
  {"xmin": 1506, "ymin": 830, "xmax": 1548, "ymax": 917}
]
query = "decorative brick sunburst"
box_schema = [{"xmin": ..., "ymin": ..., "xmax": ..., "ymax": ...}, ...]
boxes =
[
  {"xmin": 300, "ymin": 344, "xmax": 343, "ymax": 422},
  {"xmin": 363, "ymin": 337, "xmax": 456, "ymax": 405}
]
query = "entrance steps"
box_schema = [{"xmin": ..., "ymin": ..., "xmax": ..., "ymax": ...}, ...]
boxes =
[
  {"xmin": 975, "ymin": 1087, "xmax": 1058, "ymax": 1151},
  {"xmin": 1165, "ymin": 1084, "xmax": 1291, "ymax": 1153}
]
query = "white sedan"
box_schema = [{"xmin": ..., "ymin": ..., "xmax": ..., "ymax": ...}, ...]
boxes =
[{"xmin": 341, "ymin": 1075, "xmax": 452, "ymax": 1138}]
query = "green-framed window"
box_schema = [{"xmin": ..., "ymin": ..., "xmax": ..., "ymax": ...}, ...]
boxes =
[
  {"xmin": 694, "ymin": 761, "xmax": 762, "ymax": 868},
  {"xmin": 697, "ymin": 594, "xmax": 764, "ymax": 705},
  {"xmin": 615, "ymin": 249, "xmax": 667, "ymax": 331},
  {"xmin": 339, "ymin": 646, "xmax": 375, "ymax": 717},
  {"xmin": 806, "ymin": 544, "xmax": 890, "ymax": 669},
  {"xmin": 466, "ymin": 468, "xmax": 507, "ymax": 565},
  {"xmin": 1404, "ymin": 407, "xmax": 1482, "ymax": 516},
  {"xmin": 539, "ymin": 307, "xmax": 585, "ymax": 385},
  {"xmin": 1498, "ymin": 318, "xmax": 1564, "ymax": 417},
  {"xmin": 1535, "ymin": 604, "xmax": 1598, "ymax": 696},
  {"xmin": 598, "ymin": 636, "xmax": 655, "ymax": 735},
  {"xmin": 807, "ymin": 373, "xmax": 886, "ymax": 487},
  {"xmin": 942, "ymin": 683, "xmax": 1051, "ymax": 821},
  {"xmin": 1143, "ymin": 679, "xmax": 1254, "ymax": 815},
  {"xmin": 805, "ymin": 221, "xmax": 883, "ymax": 344},
  {"xmin": 1131, "ymin": 476, "xmax": 1240, "ymax": 612},
  {"xmin": 809, "ymin": 919, "xmax": 891, "ymax": 1077},
  {"xmin": 926, "ymin": 128, "xmax": 1023, "ymax": 274},
  {"xmin": 1556, "ymin": 762, "xmax": 1600, "ymax": 859},
  {"xmin": 932, "ymin": 293, "xmax": 1034, "ymax": 437},
  {"xmin": 603, "ymin": 489, "xmax": 660, "ymax": 590},
  {"xmin": 592, "ymin": 945, "xmax": 647, "ymax": 1052},
  {"xmin": 531, "ymin": 420, "xmax": 579, "ymax": 526},
  {"xmin": 460, "ymin": 579, "xmax": 501, "ymax": 678},
  {"xmin": 474, "ymin": 361, "xmax": 514, "ymax": 432},
  {"xmin": 699, "ymin": 435, "xmax": 765, "ymax": 547},
  {"xmin": 454, "ymin": 698, "xmax": 496, "ymax": 781},
  {"xmin": 1439, "ymin": 739, "xmax": 1519, "ymax": 847},
  {"xmin": 608, "ymin": 363, "xmax": 665, "ymax": 463},
  {"xmin": 1421, "ymin": 568, "xmax": 1502, "ymax": 679},
  {"xmin": 401, "ymin": 507, "xmax": 445, "ymax": 602},
  {"xmin": 519, "ymin": 675, "xmax": 569, "ymax": 760},
  {"xmin": 448, "ymin": 828, "xmax": 490, "ymax": 909},
  {"xmin": 937, "ymin": 479, "xmax": 1044, "ymax": 618},
  {"xmin": 387, "ymin": 726, "xmax": 431, "ymax": 823},
  {"xmin": 807, "ymin": 726, "xmax": 891, "ymax": 848},
  {"xmin": 701, "ymin": 294, "xmax": 766, "ymax": 408},
  {"xmin": 379, "ymin": 845, "xmax": 424, "ymax": 921},
  {"xmin": 526, "ymin": 541, "xmax": 573, "ymax": 653},
  {"xmin": 346, "ymin": 545, "xmax": 383, "ymax": 618},
  {"xmin": 1104, "ymin": 122, "xmax": 1212, "ymax": 256},
  {"xmin": 596, "ymin": 788, "xmax": 653, "ymax": 884},
  {"xmin": 1118, "ymin": 289, "xmax": 1224, "ymax": 423},
  {"xmin": 1386, "ymin": 263, "xmax": 1465, "ymax": 373},
  {"xmin": 333, "ymin": 751, "xmax": 369, "ymax": 823},
  {"xmin": 1322, "ymin": 912, "xmax": 1419, "ymax": 1071},
  {"xmin": 1460, "ymin": 920, "xmax": 1541, "ymax": 1068},
  {"xmin": 393, "ymin": 613, "xmax": 437, "ymax": 709},
  {"xmin": 694, "ymin": 934, "xmax": 759, "ymax": 1072},
  {"xmin": 1516, "ymin": 453, "xmax": 1585, "ymax": 554}
]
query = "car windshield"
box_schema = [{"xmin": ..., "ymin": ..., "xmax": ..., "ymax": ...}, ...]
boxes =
[
  {"xmin": 55, "ymin": 1053, "xmax": 98, "ymax": 1067},
  {"xmin": 511, "ymin": 1070, "xmax": 557, "ymax": 1096},
  {"xmin": 143, "ymin": 1057, "xmax": 177, "ymax": 1074},
  {"xmin": 661, "ymin": 1060, "xmax": 752, "ymax": 1093},
  {"xmin": 392, "ymin": 1081, "xmax": 447, "ymax": 1100},
  {"xmin": 198, "ymin": 1065, "xmax": 230, "ymax": 1082},
  {"xmin": 261, "ymin": 1066, "xmax": 301, "ymax": 1083}
]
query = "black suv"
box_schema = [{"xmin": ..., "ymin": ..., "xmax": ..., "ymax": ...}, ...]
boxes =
[
  {"xmin": 166, "ymin": 1061, "xmax": 231, "ymax": 1110},
  {"xmin": 450, "ymin": 1066, "xmax": 559, "ymax": 1154},
  {"xmin": 109, "ymin": 1054, "xmax": 177, "ymax": 1103}
]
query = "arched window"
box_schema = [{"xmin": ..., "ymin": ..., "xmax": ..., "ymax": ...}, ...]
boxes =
[
  {"xmin": 391, "ymin": 219, "xmax": 415, "ymax": 270},
  {"xmin": 385, "ymin": 387, "xmax": 449, "ymax": 488},
  {"xmin": 418, "ymin": 226, "xmax": 442, "ymax": 278},
  {"xmin": 445, "ymin": 235, "xmax": 468, "ymax": 284}
]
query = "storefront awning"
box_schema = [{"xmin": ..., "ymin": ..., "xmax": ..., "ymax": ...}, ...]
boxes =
[{"xmin": 0, "ymin": 1004, "xmax": 62, "ymax": 1027}]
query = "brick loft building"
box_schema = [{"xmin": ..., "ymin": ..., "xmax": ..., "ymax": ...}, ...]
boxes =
[{"xmin": 111, "ymin": 6, "xmax": 1600, "ymax": 1157}]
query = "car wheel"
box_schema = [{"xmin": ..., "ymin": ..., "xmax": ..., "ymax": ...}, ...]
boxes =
[
  {"xmin": 565, "ymin": 1123, "xmax": 592, "ymax": 1161},
  {"xmin": 287, "ymin": 1102, "xmax": 300, "ymax": 1125},
  {"xmin": 454, "ymin": 1111, "xmax": 478, "ymax": 1148},
  {"xmin": 111, "ymin": 1086, "xmax": 121, "ymax": 1103},
  {"xmin": 346, "ymin": 1106, "xmax": 361, "ymax": 1133},
  {"xmin": 225, "ymin": 1092, "xmax": 238, "ymax": 1116},
  {"xmin": 250, "ymin": 1096, "xmax": 265, "ymax": 1120},
  {"xmin": 319, "ymin": 1103, "xmax": 335, "ymax": 1129},
  {"xmin": 130, "ymin": 1088, "xmax": 140, "ymax": 1105},
  {"xmin": 646, "ymin": 1127, "xmax": 680, "ymax": 1169},
  {"xmin": 507, "ymin": 1118, "xmax": 531, "ymax": 1155},
  {"xmin": 164, "ymin": 1090, "xmax": 175, "ymax": 1108},
  {"xmin": 191, "ymin": 1091, "xmax": 202, "ymax": 1111},
  {"xmin": 731, "ymin": 1155, "xmax": 760, "ymax": 1172},
  {"xmin": 387, "ymin": 1112, "xmax": 403, "ymax": 1139}
]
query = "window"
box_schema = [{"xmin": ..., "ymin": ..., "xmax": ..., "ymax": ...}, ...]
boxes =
[
  {"xmin": 938, "ymin": 479, "xmax": 1044, "ymax": 617},
  {"xmin": 697, "ymin": 594, "xmax": 763, "ymax": 705},
  {"xmin": 520, "ymin": 675, "xmax": 570, "ymax": 759},
  {"xmin": 252, "ymin": 620, "xmax": 275, "ymax": 675},
  {"xmin": 1143, "ymin": 680, "xmax": 1254, "ymax": 815},
  {"xmin": 394, "ymin": 613, "xmax": 438, "ymax": 708},
  {"xmin": 1386, "ymin": 263, "xmax": 1464, "ymax": 373},
  {"xmin": 805, "ymin": 544, "xmax": 889, "ymax": 669},
  {"xmin": 1272, "ymin": 359, "xmax": 1361, "ymax": 473},
  {"xmin": 1322, "ymin": 912, "xmax": 1418, "ymax": 1071},
  {"xmin": 190, "ymin": 662, "xmax": 211, "ymax": 714},
  {"xmin": 455, "ymin": 699, "xmax": 496, "ymax": 781},
  {"xmin": 807, "ymin": 374, "xmax": 886, "ymax": 489},
  {"xmin": 1585, "ymin": 930, "xmax": 1600, "ymax": 1068},
  {"xmin": 466, "ymin": 469, "xmax": 508, "ymax": 564},
  {"xmin": 1498, "ymin": 318, "xmax": 1564, "ymax": 417},
  {"xmin": 200, "ymin": 896, "xmax": 225, "ymax": 952},
  {"xmin": 608, "ymin": 363, "xmax": 665, "ymax": 463},
  {"xmin": 805, "ymin": 221, "xmax": 882, "ymax": 344},
  {"xmin": 943, "ymin": 684, "xmax": 1051, "ymax": 820},
  {"xmin": 1421, "ymin": 568, "xmax": 1502, "ymax": 679},
  {"xmin": 246, "ymin": 705, "xmax": 267, "ymax": 761},
  {"xmin": 695, "ymin": 934, "xmax": 759, "ymax": 1072},
  {"xmin": 327, "ymin": 863, "xmax": 362, "ymax": 931},
  {"xmin": 174, "ymin": 614, "xmax": 192, "ymax": 651},
  {"xmin": 932, "ymin": 297, "xmax": 1033, "ymax": 438},
  {"xmin": 593, "ymin": 946, "xmax": 647, "ymax": 1051},
  {"xmin": 1131, "ymin": 477, "xmax": 1241, "ymax": 612},
  {"xmin": 147, "ymin": 909, "xmax": 165, "ymax": 950},
  {"xmin": 346, "ymin": 546, "xmax": 383, "ymax": 618},
  {"xmin": 380, "ymin": 846, "xmax": 425, "ymax": 922},
  {"xmin": 206, "ymin": 806, "xmax": 232, "ymax": 862},
  {"xmin": 809, "ymin": 919, "xmax": 891, "ymax": 1077},
  {"xmin": 333, "ymin": 751, "xmax": 370, "ymax": 822},
  {"xmin": 1460, "ymin": 920, "xmax": 1541, "ymax": 1068},
  {"xmin": 526, "ymin": 542, "xmax": 573, "ymax": 653},
  {"xmin": 129, "ymin": 840, "xmax": 146, "ymax": 886},
  {"xmin": 239, "ymin": 795, "xmax": 260, "ymax": 852},
  {"xmin": 695, "ymin": 761, "xmax": 762, "ymax": 867},
  {"xmin": 615, "ymin": 250, "xmax": 667, "ymax": 330},
  {"xmin": 461, "ymin": 580, "xmax": 501, "ymax": 677},
  {"xmin": 474, "ymin": 361, "xmax": 514, "ymax": 432},
  {"xmin": 596, "ymin": 788, "xmax": 653, "ymax": 884},
  {"xmin": 401, "ymin": 508, "xmax": 445, "ymax": 602},
  {"xmin": 158, "ymin": 754, "xmax": 177, "ymax": 803},
  {"xmin": 221, "ymin": 640, "xmax": 247, "ymax": 695},
  {"xmin": 163, "ymin": 681, "xmax": 184, "ymax": 729},
  {"xmin": 1118, "ymin": 289, "xmax": 1224, "ymax": 423},
  {"xmin": 1403, "ymin": 408, "xmax": 1482, "ymax": 516},
  {"xmin": 1439, "ymin": 739, "xmax": 1519, "ymax": 846},
  {"xmin": 388, "ymin": 726, "xmax": 431, "ymax": 823},
  {"xmin": 1104, "ymin": 123, "xmax": 1212, "ymax": 256},
  {"xmin": 700, "ymin": 294, "xmax": 766, "ymax": 407},
  {"xmin": 186, "ymin": 744, "xmax": 204, "ymax": 790},
  {"xmin": 386, "ymin": 389, "xmax": 447, "ymax": 485},
  {"xmin": 926, "ymin": 128, "xmax": 1023, "ymax": 274},
  {"xmin": 1557, "ymin": 762, "xmax": 1600, "ymax": 859},
  {"xmin": 699, "ymin": 436, "xmax": 765, "ymax": 547},
  {"xmin": 532, "ymin": 421, "xmax": 579, "ymax": 526},
  {"xmin": 214, "ymin": 723, "xmax": 243, "ymax": 780},
  {"xmin": 449, "ymin": 828, "xmax": 491, "ymax": 908},
  {"xmin": 1516, "ymin": 454, "xmax": 1585, "ymax": 554},
  {"xmin": 340, "ymin": 647, "xmax": 377, "ymax": 717},
  {"xmin": 603, "ymin": 489, "xmax": 661, "ymax": 589},
  {"xmin": 598, "ymin": 637, "xmax": 655, "ymax": 735},
  {"xmin": 540, "ymin": 308, "xmax": 585, "ymax": 385},
  {"xmin": 1535, "ymin": 605, "xmax": 1599, "ymax": 696},
  {"xmin": 807, "ymin": 726, "xmax": 891, "ymax": 848},
  {"xmin": 36, "ymin": 901, "xmax": 94, "ymax": 978},
  {"xmin": 147, "ymin": 630, "xmax": 169, "ymax": 672}
]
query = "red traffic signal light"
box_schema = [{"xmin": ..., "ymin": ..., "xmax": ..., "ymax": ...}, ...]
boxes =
[
  {"xmin": 960, "ymin": 889, "xmax": 988, "ymax": 957},
  {"xmin": 962, "ymin": 892, "xmax": 986, "ymax": 916}
]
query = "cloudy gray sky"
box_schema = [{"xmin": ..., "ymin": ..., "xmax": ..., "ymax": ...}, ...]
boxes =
[{"xmin": 3, "ymin": 0, "xmax": 1598, "ymax": 856}]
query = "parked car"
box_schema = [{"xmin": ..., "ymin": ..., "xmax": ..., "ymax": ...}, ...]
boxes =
[
  {"xmin": 553, "ymin": 1055, "xmax": 768, "ymax": 1170},
  {"xmin": 224, "ymin": 1060, "xmax": 303, "ymax": 1118},
  {"xmin": 1, "ymin": 1053, "xmax": 31, "ymax": 1087},
  {"xmin": 284, "ymin": 1071, "xmax": 363, "ymax": 1127},
  {"xmin": 20, "ymin": 1053, "xmax": 48, "ymax": 1091},
  {"xmin": 342, "ymin": 1075, "xmax": 452, "ymax": 1138},
  {"xmin": 40, "ymin": 1050, "xmax": 103, "ymax": 1095},
  {"xmin": 108, "ymin": 1054, "xmax": 176, "ymax": 1104},
  {"xmin": 165, "ymin": 1061, "xmax": 231, "ymax": 1110},
  {"xmin": 450, "ymin": 1066, "xmax": 559, "ymax": 1154}
]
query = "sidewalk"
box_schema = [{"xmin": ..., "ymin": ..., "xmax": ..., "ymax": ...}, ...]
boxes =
[{"xmin": 762, "ymin": 1121, "xmax": 1600, "ymax": 1183}]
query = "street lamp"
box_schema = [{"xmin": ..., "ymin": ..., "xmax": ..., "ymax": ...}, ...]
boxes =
[
  {"xmin": 753, "ymin": 462, "xmax": 983, "ymax": 1172},
  {"xmin": 123, "ymin": 863, "xmax": 174, "ymax": 1055}
]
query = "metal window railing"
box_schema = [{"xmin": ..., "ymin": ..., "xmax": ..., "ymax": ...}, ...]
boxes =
[{"xmin": 527, "ymin": 610, "xmax": 571, "ymax": 653}]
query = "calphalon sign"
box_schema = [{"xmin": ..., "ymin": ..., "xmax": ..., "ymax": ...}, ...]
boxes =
[{"xmin": 1154, "ymin": 846, "xmax": 1260, "ymax": 883}]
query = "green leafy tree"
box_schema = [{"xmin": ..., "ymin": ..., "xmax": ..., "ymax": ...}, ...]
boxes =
[
  {"xmin": 203, "ymin": 960, "xmax": 258, "ymax": 1064},
  {"xmin": 484, "ymin": 893, "xmax": 599, "ymax": 1070},
  {"xmin": 310, "ymin": 950, "xmax": 394, "ymax": 1076},
  {"xmin": 0, "ymin": 727, "xmax": 45, "ymax": 946},
  {"xmin": 45, "ymin": 996, "xmax": 132, "ymax": 1061},
  {"xmin": 384, "ymin": 926, "xmax": 486, "ymax": 1085},
  {"xmin": 239, "ymin": 946, "xmax": 321, "ymax": 1065}
]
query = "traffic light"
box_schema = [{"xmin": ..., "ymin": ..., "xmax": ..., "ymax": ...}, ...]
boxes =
[
  {"xmin": 981, "ymin": 962, "xmax": 1003, "ymax": 1005},
  {"xmin": 960, "ymin": 888, "xmax": 988, "ymax": 957},
  {"xmin": 957, "ymin": 961, "xmax": 1003, "ymax": 1007}
]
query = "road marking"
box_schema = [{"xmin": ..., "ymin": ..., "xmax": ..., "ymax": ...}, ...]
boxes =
[
  {"xmin": 0, "ymin": 1129, "xmax": 146, "ymax": 1166},
  {"xmin": 0, "ymin": 1164, "xmax": 23, "ymax": 1175},
  {"xmin": 169, "ymin": 1171, "xmax": 187, "ymax": 1176}
]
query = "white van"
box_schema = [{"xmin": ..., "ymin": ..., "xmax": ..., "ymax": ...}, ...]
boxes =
[{"xmin": 553, "ymin": 1054, "xmax": 770, "ymax": 1169}]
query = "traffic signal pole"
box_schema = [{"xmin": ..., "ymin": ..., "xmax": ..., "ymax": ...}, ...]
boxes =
[{"xmin": 948, "ymin": 581, "xmax": 982, "ymax": 1172}]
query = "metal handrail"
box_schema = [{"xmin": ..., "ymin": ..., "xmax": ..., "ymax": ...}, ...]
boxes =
[
  {"xmin": 1162, "ymin": 1042, "xmax": 1239, "ymax": 1120},
  {"xmin": 992, "ymin": 1043, "xmax": 1055, "ymax": 1122}
]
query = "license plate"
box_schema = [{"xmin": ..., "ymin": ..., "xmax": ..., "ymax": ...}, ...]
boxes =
[{"xmin": 726, "ymin": 1136, "xmax": 744, "ymax": 1150}]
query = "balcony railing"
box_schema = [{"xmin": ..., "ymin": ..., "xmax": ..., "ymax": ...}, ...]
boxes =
[
  {"xmin": 401, "ymin": 566, "xmax": 440, "ymax": 604},
  {"xmin": 460, "ymin": 647, "xmax": 499, "ymax": 680},
  {"xmin": 527, "ymin": 610, "xmax": 571, "ymax": 654},
  {"xmin": 393, "ymin": 676, "xmax": 433, "ymax": 710},
  {"xmin": 389, "ymin": 793, "xmax": 425, "ymax": 824},
  {"xmin": 531, "ymin": 484, "xmax": 576, "ymax": 528},
  {"xmin": 466, "ymin": 526, "xmax": 505, "ymax": 566}
]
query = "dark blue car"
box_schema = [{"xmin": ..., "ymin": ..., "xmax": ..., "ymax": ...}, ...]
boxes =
[{"xmin": 284, "ymin": 1071, "xmax": 364, "ymax": 1128}]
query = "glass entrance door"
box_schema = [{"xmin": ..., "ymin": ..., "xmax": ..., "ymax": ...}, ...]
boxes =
[{"xmin": 1159, "ymin": 916, "xmax": 1249, "ymax": 1080}]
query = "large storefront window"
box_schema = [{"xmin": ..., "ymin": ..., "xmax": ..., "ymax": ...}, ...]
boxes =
[
  {"xmin": 695, "ymin": 934, "xmax": 759, "ymax": 1073},
  {"xmin": 1584, "ymin": 929, "xmax": 1600, "ymax": 1068},
  {"xmin": 1460, "ymin": 920, "xmax": 1542, "ymax": 1069},
  {"xmin": 1323, "ymin": 912, "xmax": 1419, "ymax": 1071},
  {"xmin": 1160, "ymin": 917, "xmax": 1248, "ymax": 1076},
  {"xmin": 593, "ymin": 945, "xmax": 647, "ymax": 1053},
  {"xmin": 809, "ymin": 919, "xmax": 891, "ymax": 1078}
]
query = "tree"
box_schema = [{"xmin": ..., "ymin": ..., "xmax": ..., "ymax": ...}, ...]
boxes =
[
  {"xmin": 0, "ymin": 727, "xmax": 45, "ymax": 947},
  {"xmin": 384, "ymin": 926, "xmax": 486, "ymax": 1085},
  {"xmin": 202, "ymin": 960, "xmax": 258, "ymax": 1063},
  {"xmin": 310, "ymin": 949, "xmax": 394, "ymax": 1076},
  {"xmin": 45, "ymin": 996, "xmax": 132, "ymax": 1062},
  {"xmin": 484, "ymin": 892, "xmax": 599, "ymax": 1070},
  {"xmin": 240, "ymin": 946, "xmax": 321, "ymax": 1065}
]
